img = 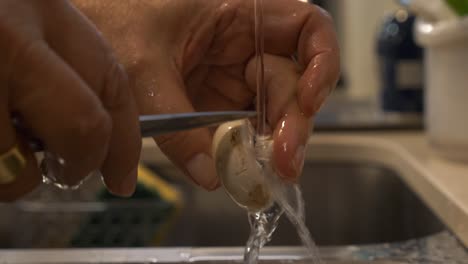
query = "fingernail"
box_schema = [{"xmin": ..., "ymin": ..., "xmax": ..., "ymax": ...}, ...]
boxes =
[
  {"xmin": 119, "ymin": 167, "xmax": 138, "ymax": 197},
  {"xmin": 186, "ymin": 153, "xmax": 219, "ymax": 190},
  {"xmin": 292, "ymin": 145, "xmax": 306, "ymax": 178}
]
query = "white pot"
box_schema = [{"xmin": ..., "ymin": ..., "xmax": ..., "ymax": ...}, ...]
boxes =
[{"xmin": 415, "ymin": 18, "xmax": 468, "ymax": 162}]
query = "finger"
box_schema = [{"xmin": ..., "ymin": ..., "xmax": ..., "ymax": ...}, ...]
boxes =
[
  {"xmin": 245, "ymin": 54, "xmax": 300, "ymax": 126},
  {"xmin": 294, "ymin": 5, "xmax": 340, "ymax": 115},
  {"xmin": 247, "ymin": 0, "xmax": 340, "ymax": 116},
  {"xmin": 0, "ymin": 97, "xmax": 40, "ymax": 201},
  {"xmin": 134, "ymin": 61, "xmax": 219, "ymax": 190},
  {"xmin": 42, "ymin": 2, "xmax": 141, "ymax": 196},
  {"xmin": 9, "ymin": 40, "xmax": 112, "ymax": 187},
  {"xmin": 245, "ymin": 54, "xmax": 309, "ymax": 180},
  {"xmin": 272, "ymin": 105, "xmax": 310, "ymax": 181},
  {"xmin": 186, "ymin": 65, "xmax": 254, "ymax": 111}
]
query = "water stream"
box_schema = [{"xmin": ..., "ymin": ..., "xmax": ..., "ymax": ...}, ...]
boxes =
[{"xmin": 244, "ymin": 0, "xmax": 323, "ymax": 263}]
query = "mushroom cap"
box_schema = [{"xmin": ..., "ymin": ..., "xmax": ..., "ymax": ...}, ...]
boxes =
[{"xmin": 212, "ymin": 120, "xmax": 273, "ymax": 212}]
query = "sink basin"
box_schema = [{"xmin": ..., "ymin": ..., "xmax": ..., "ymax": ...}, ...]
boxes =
[
  {"xmin": 0, "ymin": 134, "xmax": 466, "ymax": 263},
  {"xmin": 162, "ymin": 161, "xmax": 444, "ymax": 247},
  {"xmin": 0, "ymin": 161, "xmax": 444, "ymax": 249}
]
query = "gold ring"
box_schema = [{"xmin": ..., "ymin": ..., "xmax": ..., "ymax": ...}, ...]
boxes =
[{"xmin": 0, "ymin": 145, "xmax": 26, "ymax": 184}]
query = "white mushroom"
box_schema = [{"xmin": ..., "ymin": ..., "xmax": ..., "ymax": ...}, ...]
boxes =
[{"xmin": 212, "ymin": 119, "xmax": 273, "ymax": 212}]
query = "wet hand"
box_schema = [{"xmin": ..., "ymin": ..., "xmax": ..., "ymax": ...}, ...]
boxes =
[
  {"xmin": 77, "ymin": 0, "xmax": 339, "ymax": 189},
  {"xmin": 0, "ymin": 0, "xmax": 141, "ymax": 201}
]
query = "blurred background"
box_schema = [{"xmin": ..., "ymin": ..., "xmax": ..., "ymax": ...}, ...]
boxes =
[
  {"xmin": 317, "ymin": 1, "xmax": 404, "ymax": 99},
  {"xmin": 306, "ymin": 0, "xmax": 425, "ymax": 131},
  {"xmin": 2, "ymin": 1, "xmax": 468, "ymax": 260}
]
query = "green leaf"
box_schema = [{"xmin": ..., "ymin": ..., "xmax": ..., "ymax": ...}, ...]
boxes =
[{"xmin": 445, "ymin": 0, "xmax": 468, "ymax": 16}]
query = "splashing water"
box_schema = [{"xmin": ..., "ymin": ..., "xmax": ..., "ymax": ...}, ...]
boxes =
[
  {"xmin": 244, "ymin": 137, "xmax": 323, "ymax": 264},
  {"xmin": 40, "ymin": 152, "xmax": 99, "ymax": 190},
  {"xmin": 245, "ymin": 0, "xmax": 323, "ymax": 263},
  {"xmin": 245, "ymin": 204, "xmax": 283, "ymax": 264}
]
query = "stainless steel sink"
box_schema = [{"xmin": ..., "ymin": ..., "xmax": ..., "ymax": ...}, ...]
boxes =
[
  {"xmin": 161, "ymin": 161, "xmax": 444, "ymax": 247},
  {"xmin": 0, "ymin": 250, "xmax": 411, "ymax": 264},
  {"xmin": 1, "ymin": 238, "xmax": 465, "ymax": 264},
  {"xmin": 0, "ymin": 161, "xmax": 444, "ymax": 249},
  {"xmin": 0, "ymin": 150, "xmax": 466, "ymax": 263}
]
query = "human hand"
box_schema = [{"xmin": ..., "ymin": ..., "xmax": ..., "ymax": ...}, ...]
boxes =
[
  {"xmin": 77, "ymin": 0, "xmax": 339, "ymax": 190},
  {"xmin": 0, "ymin": 0, "xmax": 141, "ymax": 201}
]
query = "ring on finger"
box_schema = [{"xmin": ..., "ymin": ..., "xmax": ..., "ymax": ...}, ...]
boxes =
[{"xmin": 0, "ymin": 145, "xmax": 26, "ymax": 184}]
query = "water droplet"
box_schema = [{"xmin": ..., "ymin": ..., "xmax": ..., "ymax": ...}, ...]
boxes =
[
  {"xmin": 282, "ymin": 142, "xmax": 287, "ymax": 152},
  {"xmin": 57, "ymin": 157, "xmax": 66, "ymax": 165},
  {"xmin": 221, "ymin": 2, "xmax": 229, "ymax": 8}
]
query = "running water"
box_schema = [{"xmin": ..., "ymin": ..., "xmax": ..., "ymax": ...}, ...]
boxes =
[
  {"xmin": 243, "ymin": 153, "xmax": 323, "ymax": 264},
  {"xmin": 244, "ymin": 0, "xmax": 323, "ymax": 263},
  {"xmin": 254, "ymin": 0, "xmax": 267, "ymax": 137}
]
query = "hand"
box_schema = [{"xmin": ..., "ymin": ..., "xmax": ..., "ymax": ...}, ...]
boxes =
[
  {"xmin": 0, "ymin": 0, "xmax": 141, "ymax": 201},
  {"xmin": 77, "ymin": 0, "xmax": 340, "ymax": 189}
]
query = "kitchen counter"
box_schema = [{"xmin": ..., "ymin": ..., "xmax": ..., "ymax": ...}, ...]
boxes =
[{"xmin": 141, "ymin": 131, "xmax": 468, "ymax": 248}]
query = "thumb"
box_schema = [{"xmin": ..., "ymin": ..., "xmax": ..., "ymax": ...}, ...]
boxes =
[{"xmin": 135, "ymin": 62, "xmax": 219, "ymax": 190}]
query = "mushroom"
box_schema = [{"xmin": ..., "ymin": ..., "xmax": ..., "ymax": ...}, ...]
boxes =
[{"xmin": 212, "ymin": 119, "xmax": 273, "ymax": 212}]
